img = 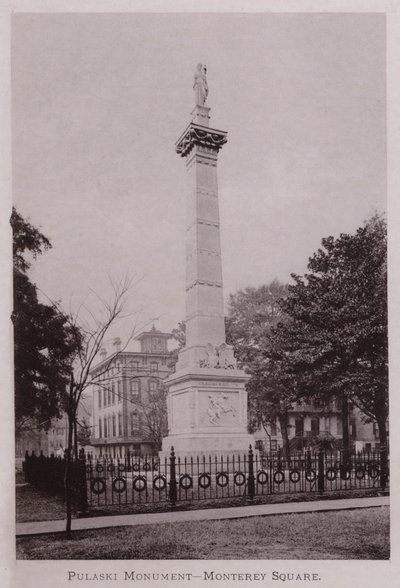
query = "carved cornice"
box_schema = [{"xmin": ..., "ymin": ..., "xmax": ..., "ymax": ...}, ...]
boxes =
[{"xmin": 176, "ymin": 123, "xmax": 227, "ymax": 158}]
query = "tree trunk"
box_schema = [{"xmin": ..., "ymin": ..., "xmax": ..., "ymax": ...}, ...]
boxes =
[
  {"xmin": 340, "ymin": 391, "xmax": 350, "ymax": 477},
  {"xmin": 377, "ymin": 414, "xmax": 388, "ymax": 490},
  {"xmin": 341, "ymin": 391, "xmax": 350, "ymax": 453},
  {"xmin": 278, "ymin": 413, "xmax": 290, "ymax": 459},
  {"xmin": 65, "ymin": 409, "xmax": 74, "ymax": 539},
  {"xmin": 65, "ymin": 379, "xmax": 75, "ymax": 540},
  {"xmin": 74, "ymin": 418, "xmax": 78, "ymax": 460}
]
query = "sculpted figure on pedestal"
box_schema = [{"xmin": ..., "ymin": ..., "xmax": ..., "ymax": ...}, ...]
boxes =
[
  {"xmin": 217, "ymin": 343, "xmax": 237, "ymax": 369},
  {"xmin": 207, "ymin": 394, "xmax": 237, "ymax": 425},
  {"xmin": 194, "ymin": 63, "xmax": 208, "ymax": 106}
]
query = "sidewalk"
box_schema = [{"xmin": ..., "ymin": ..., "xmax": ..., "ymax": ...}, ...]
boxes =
[{"xmin": 16, "ymin": 495, "xmax": 389, "ymax": 536}]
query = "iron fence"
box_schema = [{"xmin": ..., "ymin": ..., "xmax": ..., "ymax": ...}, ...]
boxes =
[
  {"xmin": 23, "ymin": 450, "xmax": 87, "ymax": 510},
  {"xmin": 83, "ymin": 446, "xmax": 388, "ymax": 509},
  {"xmin": 23, "ymin": 446, "xmax": 388, "ymax": 513}
]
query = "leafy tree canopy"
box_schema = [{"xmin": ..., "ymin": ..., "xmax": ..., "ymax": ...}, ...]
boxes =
[
  {"xmin": 226, "ymin": 280, "xmax": 294, "ymax": 455},
  {"xmin": 11, "ymin": 207, "xmax": 80, "ymax": 432},
  {"xmin": 281, "ymin": 214, "xmax": 388, "ymax": 446}
]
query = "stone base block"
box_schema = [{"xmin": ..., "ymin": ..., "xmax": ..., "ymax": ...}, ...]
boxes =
[{"xmin": 160, "ymin": 431, "xmax": 256, "ymax": 461}]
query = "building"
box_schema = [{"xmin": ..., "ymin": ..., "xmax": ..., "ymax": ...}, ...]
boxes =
[
  {"xmin": 253, "ymin": 397, "xmax": 383, "ymax": 454},
  {"xmin": 90, "ymin": 327, "xmax": 174, "ymax": 458}
]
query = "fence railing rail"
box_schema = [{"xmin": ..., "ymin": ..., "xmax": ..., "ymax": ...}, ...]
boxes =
[{"xmin": 23, "ymin": 446, "xmax": 389, "ymax": 513}]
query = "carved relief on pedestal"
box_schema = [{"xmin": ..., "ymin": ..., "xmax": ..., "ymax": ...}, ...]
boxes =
[
  {"xmin": 199, "ymin": 342, "xmax": 237, "ymax": 369},
  {"xmin": 206, "ymin": 393, "xmax": 237, "ymax": 426}
]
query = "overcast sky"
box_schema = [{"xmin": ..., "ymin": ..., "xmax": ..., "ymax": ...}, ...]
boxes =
[{"xmin": 11, "ymin": 12, "xmax": 386, "ymax": 350}]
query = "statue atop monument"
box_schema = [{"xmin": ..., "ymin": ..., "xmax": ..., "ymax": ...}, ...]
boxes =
[{"xmin": 193, "ymin": 63, "xmax": 208, "ymax": 106}]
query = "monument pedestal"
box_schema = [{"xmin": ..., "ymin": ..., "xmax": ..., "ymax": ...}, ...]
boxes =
[{"xmin": 160, "ymin": 366, "xmax": 254, "ymax": 460}]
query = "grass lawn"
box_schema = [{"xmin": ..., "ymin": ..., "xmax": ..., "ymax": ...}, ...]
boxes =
[
  {"xmin": 16, "ymin": 484, "xmax": 73, "ymax": 523},
  {"xmin": 16, "ymin": 506, "xmax": 389, "ymax": 560}
]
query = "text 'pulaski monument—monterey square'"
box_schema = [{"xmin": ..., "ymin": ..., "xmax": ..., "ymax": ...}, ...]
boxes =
[{"xmin": 161, "ymin": 64, "xmax": 255, "ymax": 458}]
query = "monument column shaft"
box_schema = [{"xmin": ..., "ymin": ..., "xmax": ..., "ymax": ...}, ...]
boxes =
[
  {"xmin": 161, "ymin": 74, "xmax": 255, "ymax": 458},
  {"xmin": 184, "ymin": 145, "xmax": 226, "ymax": 349}
]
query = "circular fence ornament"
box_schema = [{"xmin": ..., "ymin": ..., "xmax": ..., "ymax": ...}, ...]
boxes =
[
  {"xmin": 198, "ymin": 473, "xmax": 212, "ymax": 489},
  {"xmin": 91, "ymin": 477, "xmax": 106, "ymax": 495},
  {"xmin": 143, "ymin": 462, "xmax": 151, "ymax": 472},
  {"xmin": 340, "ymin": 468, "xmax": 351, "ymax": 481},
  {"xmin": 234, "ymin": 472, "xmax": 246, "ymax": 487},
  {"xmin": 355, "ymin": 466, "xmax": 365, "ymax": 480},
  {"xmin": 273, "ymin": 471, "xmax": 285, "ymax": 485},
  {"xmin": 95, "ymin": 464, "xmax": 104, "ymax": 474},
  {"xmin": 179, "ymin": 474, "xmax": 193, "ymax": 490},
  {"xmin": 112, "ymin": 477, "xmax": 127, "ymax": 494},
  {"xmin": 289, "ymin": 470, "xmax": 301, "ymax": 484},
  {"xmin": 133, "ymin": 475, "xmax": 147, "ymax": 493},
  {"xmin": 153, "ymin": 475, "xmax": 167, "ymax": 492},
  {"xmin": 257, "ymin": 471, "xmax": 268, "ymax": 485},
  {"xmin": 326, "ymin": 468, "xmax": 337, "ymax": 481},
  {"xmin": 107, "ymin": 463, "xmax": 116, "ymax": 473},
  {"xmin": 132, "ymin": 463, "xmax": 140, "ymax": 472},
  {"xmin": 117, "ymin": 463, "xmax": 126, "ymax": 473},
  {"xmin": 305, "ymin": 470, "xmax": 316, "ymax": 483},
  {"xmin": 368, "ymin": 465, "xmax": 379, "ymax": 479},
  {"xmin": 216, "ymin": 472, "xmax": 229, "ymax": 488}
]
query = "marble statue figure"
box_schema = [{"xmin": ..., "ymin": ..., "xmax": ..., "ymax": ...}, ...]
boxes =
[{"xmin": 194, "ymin": 63, "xmax": 208, "ymax": 106}]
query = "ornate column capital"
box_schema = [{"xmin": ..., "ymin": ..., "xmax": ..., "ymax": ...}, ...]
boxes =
[{"xmin": 176, "ymin": 123, "xmax": 228, "ymax": 158}]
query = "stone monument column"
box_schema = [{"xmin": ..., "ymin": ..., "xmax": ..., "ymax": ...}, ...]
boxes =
[{"xmin": 161, "ymin": 64, "xmax": 255, "ymax": 457}]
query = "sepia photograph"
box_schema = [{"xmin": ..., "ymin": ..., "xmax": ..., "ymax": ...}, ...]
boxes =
[{"xmin": 1, "ymin": 2, "xmax": 398, "ymax": 587}]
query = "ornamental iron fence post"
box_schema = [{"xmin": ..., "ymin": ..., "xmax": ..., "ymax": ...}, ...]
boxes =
[
  {"xmin": 317, "ymin": 451, "xmax": 325, "ymax": 494},
  {"xmin": 380, "ymin": 446, "xmax": 388, "ymax": 491},
  {"xmin": 247, "ymin": 445, "xmax": 255, "ymax": 500},
  {"xmin": 169, "ymin": 446, "xmax": 177, "ymax": 506}
]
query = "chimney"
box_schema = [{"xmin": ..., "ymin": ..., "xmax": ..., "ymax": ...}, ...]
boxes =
[
  {"xmin": 100, "ymin": 347, "xmax": 107, "ymax": 361},
  {"xmin": 113, "ymin": 337, "xmax": 122, "ymax": 353}
]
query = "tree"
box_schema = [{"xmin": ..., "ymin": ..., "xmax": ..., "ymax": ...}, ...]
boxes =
[
  {"xmin": 11, "ymin": 208, "xmax": 80, "ymax": 434},
  {"xmin": 59, "ymin": 276, "xmax": 138, "ymax": 538},
  {"xmin": 280, "ymin": 215, "xmax": 388, "ymax": 459},
  {"xmin": 76, "ymin": 416, "xmax": 92, "ymax": 447},
  {"xmin": 226, "ymin": 281, "xmax": 295, "ymax": 456},
  {"xmin": 171, "ymin": 321, "xmax": 186, "ymax": 350}
]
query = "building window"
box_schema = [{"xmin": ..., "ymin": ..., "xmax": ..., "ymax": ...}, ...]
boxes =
[
  {"xmin": 295, "ymin": 418, "xmax": 304, "ymax": 436},
  {"xmin": 117, "ymin": 380, "xmax": 122, "ymax": 403},
  {"xmin": 149, "ymin": 380, "xmax": 157, "ymax": 399},
  {"xmin": 350, "ymin": 418, "xmax": 356, "ymax": 440},
  {"xmin": 98, "ymin": 389, "xmax": 102, "ymax": 409},
  {"xmin": 270, "ymin": 421, "xmax": 277, "ymax": 436},
  {"xmin": 98, "ymin": 419, "xmax": 102, "ymax": 438},
  {"xmin": 103, "ymin": 388, "xmax": 107, "ymax": 407},
  {"xmin": 108, "ymin": 386, "xmax": 111, "ymax": 406},
  {"xmin": 131, "ymin": 361, "xmax": 139, "ymax": 371},
  {"xmin": 311, "ymin": 418, "xmax": 320, "ymax": 436},
  {"xmin": 130, "ymin": 380, "xmax": 140, "ymax": 401},
  {"xmin": 270, "ymin": 439, "xmax": 278, "ymax": 451},
  {"xmin": 112, "ymin": 382, "xmax": 116, "ymax": 405},
  {"xmin": 150, "ymin": 361, "xmax": 158, "ymax": 372},
  {"xmin": 112, "ymin": 414, "xmax": 116, "ymax": 437},
  {"xmin": 118, "ymin": 413, "xmax": 123, "ymax": 436},
  {"xmin": 130, "ymin": 412, "xmax": 139, "ymax": 436},
  {"xmin": 104, "ymin": 417, "xmax": 108, "ymax": 438}
]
